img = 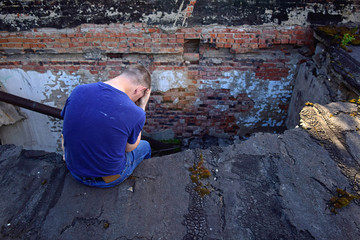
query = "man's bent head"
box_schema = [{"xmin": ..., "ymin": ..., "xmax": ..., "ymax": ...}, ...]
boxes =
[{"xmin": 121, "ymin": 65, "xmax": 151, "ymax": 89}]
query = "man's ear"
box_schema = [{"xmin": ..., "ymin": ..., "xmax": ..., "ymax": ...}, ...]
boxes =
[{"xmin": 134, "ymin": 86, "xmax": 147, "ymax": 94}]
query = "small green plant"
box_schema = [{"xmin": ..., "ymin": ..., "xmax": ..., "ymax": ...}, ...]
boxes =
[
  {"xmin": 341, "ymin": 33, "xmax": 355, "ymax": 48},
  {"xmin": 160, "ymin": 138, "xmax": 181, "ymax": 145}
]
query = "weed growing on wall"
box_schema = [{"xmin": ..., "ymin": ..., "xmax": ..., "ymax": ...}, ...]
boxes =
[
  {"xmin": 341, "ymin": 33, "xmax": 355, "ymax": 48},
  {"xmin": 317, "ymin": 26, "xmax": 360, "ymax": 52}
]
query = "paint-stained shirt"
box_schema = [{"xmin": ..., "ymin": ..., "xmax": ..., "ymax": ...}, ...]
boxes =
[{"xmin": 61, "ymin": 82, "xmax": 145, "ymax": 177}]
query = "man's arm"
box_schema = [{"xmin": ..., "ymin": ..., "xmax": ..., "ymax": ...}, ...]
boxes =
[
  {"xmin": 137, "ymin": 88, "xmax": 151, "ymax": 111},
  {"xmin": 125, "ymin": 131, "xmax": 141, "ymax": 152},
  {"xmin": 126, "ymin": 88, "xmax": 151, "ymax": 152},
  {"xmin": 61, "ymin": 134, "xmax": 66, "ymax": 162}
]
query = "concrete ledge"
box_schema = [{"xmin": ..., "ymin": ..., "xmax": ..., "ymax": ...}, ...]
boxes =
[{"xmin": 1, "ymin": 102, "xmax": 360, "ymax": 239}]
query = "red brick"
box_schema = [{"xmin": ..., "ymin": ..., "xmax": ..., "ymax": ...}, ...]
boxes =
[
  {"xmin": 294, "ymin": 30, "xmax": 306, "ymax": 35},
  {"xmin": 58, "ymin": 38, "xmax": 71, "ymax": 43},
  {"xmin": 151, "ymin": 33, "xmax": 161, "ymax": 38},
  {"xmin": 126, "ymin": 33, "xmax": 143, "ymax": 38},
  {"xmin": 41, "ymin": 38, "xmax": 54, "ymax": 43},
  {"xmin": 235, "ymin": 39, "xmax": 245, "ymax": 44},
  {"xmin": 294, "ymin": 35, "xmax": 306, "ymax": 40},
  {"xmin": 6, "ymin": 38, "xmax": 23, "ymax": 42},
  {"xmin": 185, "ymin": 33, "xmax": 200, "ymax": 39},
  {"xmin": 281, "ymin": 38, "xmax": 289, "ymax": 44},
  {"xmin": 7, "ymin": 43, "xmax": 20, "ymax": 48},
  {"xmin": 118, "ymin": 48, "xmax": 129, "ymax": 52},
  {"xmin": 129, "ymin": 47, "xmax": 145, "ymax": 52},
  {"xmin": 148, "ymin": 28, "xmax": 159, "ymax": 33},
  {"xmin": 234, "ymin": 33, "xmax": 244, "ymax": 38},
  {"xmin": 250, "ymin": 38, "xmax": 258, "ymax": 43},
  {"xmin": 182, "ymin": 28, "xmax": 196, "ymax": 33}
]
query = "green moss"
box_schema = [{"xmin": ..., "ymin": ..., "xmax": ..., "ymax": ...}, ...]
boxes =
[
  {"xmin": 103, "ymin": 222, "xmax": 110, "ymax": 229},
  {"xmin": 328, "ymin": 188, "xmax": 360, "ymax": 214},
  {"xmin": 188, "ymin": 152, "xmax": 212, "ymax": 197}
]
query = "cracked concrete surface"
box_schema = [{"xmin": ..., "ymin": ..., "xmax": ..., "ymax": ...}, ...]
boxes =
[{"xmin": 0, "ymin": 102, "xmax": 360, "ymax": 239}]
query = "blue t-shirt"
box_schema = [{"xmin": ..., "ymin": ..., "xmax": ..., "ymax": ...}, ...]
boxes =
[{"xmin": 61, "ymin": 82, "xmax": 146, "ymax": 177}]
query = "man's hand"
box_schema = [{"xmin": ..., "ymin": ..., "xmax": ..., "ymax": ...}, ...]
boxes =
[{"xmin": 137, "ymin": 88, "xmax": 151, "ymax": 111}]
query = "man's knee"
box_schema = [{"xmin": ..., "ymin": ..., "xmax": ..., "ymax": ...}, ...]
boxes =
[
  {"xmin": 140, "ymin": 140, "xmax": 151, "ymax": 158},
  {"xmin": 140, "ymin": 139, "xmax": 150, "ymax": 148}
]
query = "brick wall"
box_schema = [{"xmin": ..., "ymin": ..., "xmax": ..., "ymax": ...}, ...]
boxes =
[
  {"xmin": 1, "ymin": 0, "xmax": 359, "ymax": 150},
  {"xmin": 0, "ymin": 24, "xmax": 313, "ymax": 141},
  {"xmin": 0, "ymin": 24, "xmax": 312, "ymax": 57}
]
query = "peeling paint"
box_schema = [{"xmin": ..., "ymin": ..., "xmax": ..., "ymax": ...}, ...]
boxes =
[
  {"xmin": 0, "ymin": 69, "xmax": 81, "ymax": 152},
  {"xmin": 200, "ymin": 66, "xmax": 295, "ymax": 128},
  {"xmin": 151, "ymin": 70, "xmax": 189, "ymax": 92}
]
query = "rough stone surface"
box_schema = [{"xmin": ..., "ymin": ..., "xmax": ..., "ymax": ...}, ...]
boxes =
[
  {"xmin": 0, "ymin": 102, "xmax": 25, "ymax": 127},
  {"xmin": 286, "ymin": 37, "xmax": 360, "ymax": 130},
  {"xmin": 1, "ymin": 102, "xmax": 360, "ymax": 240}
]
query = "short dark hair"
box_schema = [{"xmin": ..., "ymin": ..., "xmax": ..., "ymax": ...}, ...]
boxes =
[{"xmin": 121, "ymin": 65, "xmax": 151, "ymax": 89}]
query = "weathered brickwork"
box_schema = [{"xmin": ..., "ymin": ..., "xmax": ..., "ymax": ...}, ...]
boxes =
[
  {"xmin": 0, "ymin": 24, "xmax": 312, "ymax": 57},
  {"xmin": 0, "ymin": 24, "xmax": 312, "ymax": 139}
]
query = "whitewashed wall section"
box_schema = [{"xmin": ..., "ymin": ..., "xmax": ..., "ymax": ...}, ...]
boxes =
[
  {"xmin": 200, "ymin": 68, "xmax": 295, "ymax": 129},
  {"xmin": 151, "ymin": 70, "xmax": 189, "ymax": 92},
  {"xmin": 152, "ymin": 65, "xmax": 297, "ymax": 130},
  {"xmin": 0, "ymin": 69, "xmax": 82, "ymax": 152}
]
